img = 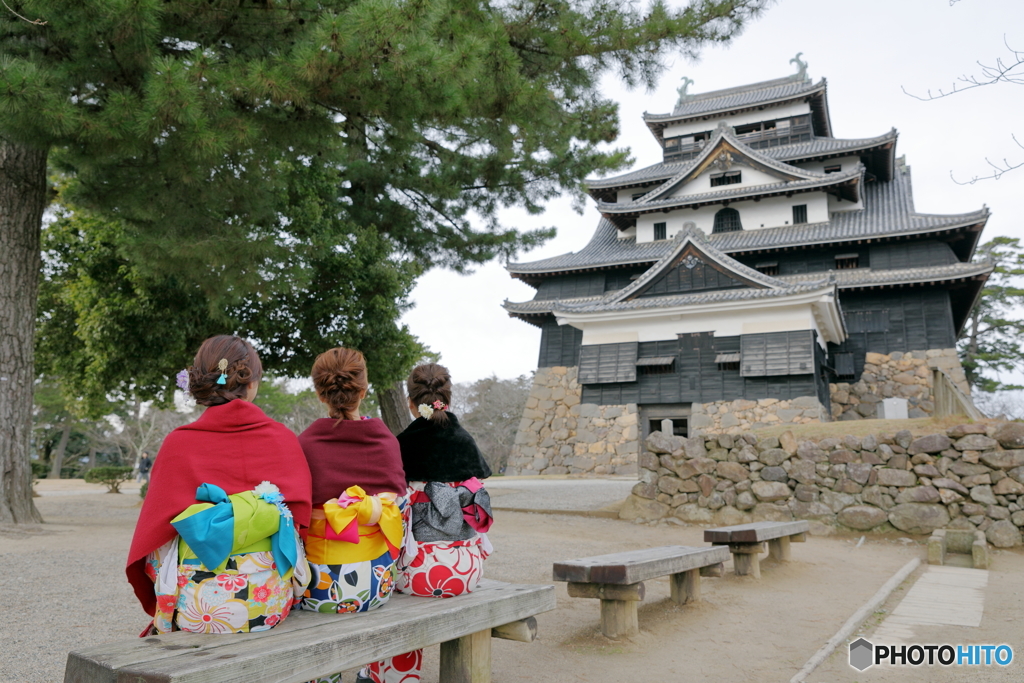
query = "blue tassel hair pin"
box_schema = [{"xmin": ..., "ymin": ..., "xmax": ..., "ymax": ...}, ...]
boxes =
[{"xmin": 216, "ymin": 358, "xmax": 229, "ymax": 385}]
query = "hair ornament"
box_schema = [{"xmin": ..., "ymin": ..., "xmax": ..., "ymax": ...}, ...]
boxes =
[
  {"xmin": 216, "ymin": 358, "xmax": 228, "ymax": 385},
  {"xmin": 418, "ymin": 403, "xmax": 434, "ymax": 419},
  {"xmin": 175, "ymin": 369, "xmax": 191, "ymax": 396},
  {"xmin": 431, "ymin": 400, "xmax": 448, "ymax": 411}
]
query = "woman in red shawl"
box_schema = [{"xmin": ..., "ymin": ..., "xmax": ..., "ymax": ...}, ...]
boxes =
[{"xmin": 126, "ymin": 335, "xmax": 312, "ymax": 635}]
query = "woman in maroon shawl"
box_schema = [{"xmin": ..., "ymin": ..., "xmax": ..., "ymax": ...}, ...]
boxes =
[{"xmin": 126, "ymin": 335, "xmax": 312, "ymax": 635}]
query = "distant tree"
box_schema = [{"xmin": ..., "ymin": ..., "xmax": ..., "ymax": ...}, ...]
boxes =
[
  {"xmin": 254, "ymin": 379, "xmax": 328, "ymax": 436},
  {"xmin": 959, "ymin": 237, "xmax": 1024, "ymax": 392},
  {"xmin": 84, "ymin": 466, "xmax": 134, "ymax": 494},
  {"xmin": 454, "ymin": 374, "xmax": 533, "ymax": 473}
]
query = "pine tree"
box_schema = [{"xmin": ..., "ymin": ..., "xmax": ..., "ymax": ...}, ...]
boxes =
[{"xmin": 1, "ymin": 0, "xmax": 769, "ymax": 522}]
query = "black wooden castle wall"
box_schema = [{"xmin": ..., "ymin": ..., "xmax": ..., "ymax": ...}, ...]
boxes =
[
  {"xmin": 828, "ymin": 288, "xmax": 956, "ymax": 378},
  {"xmin": 730, "ymin": 239, "xmax": 957, "ymax": 275}
]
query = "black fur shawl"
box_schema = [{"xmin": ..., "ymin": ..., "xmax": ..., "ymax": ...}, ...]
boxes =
[{"xmin": 397, "ymin": 413, "xmax": 492, "ymax": 483}]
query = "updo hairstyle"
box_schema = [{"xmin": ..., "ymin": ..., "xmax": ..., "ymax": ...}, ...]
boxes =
[
  {"xmin": 188, "ymin": 335, "xmax": 263, "ymax": 407},
  {"xmin": 311, "ymin": 347, "xmax": 368, "ymax": 422},
  {"xmin": 407, "ymin": 363, "xmax": 452, "ymax": 427}
]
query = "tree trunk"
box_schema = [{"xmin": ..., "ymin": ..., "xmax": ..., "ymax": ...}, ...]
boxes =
[
  {"xmin": 47, "ymin": 422, "xmax": 72, "ymax": 479},
  {"xmin": 379, "ymin": 381, "xmax": 412, "ymax": 435},
  {"xmin": 0, "ymin": 138, "xmax": 48, "ymax": 524}
]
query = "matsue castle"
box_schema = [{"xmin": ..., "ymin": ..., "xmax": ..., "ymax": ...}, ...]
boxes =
[{"xmin": 502, "ymin": 64, "xmax": 991, "ymax": 477}]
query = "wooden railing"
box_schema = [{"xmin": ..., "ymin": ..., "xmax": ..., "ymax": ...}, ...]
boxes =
[{"xmin": 932, "ymin": 368, "xmax": 985, "ymax": 420}]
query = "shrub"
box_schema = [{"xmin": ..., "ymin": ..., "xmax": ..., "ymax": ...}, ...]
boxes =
[
  {"xmin": 84, "ymin": 466, "xmax": 134, "ymax": 493},
  {"xmin": 30, "ymin": 461, "xmax": 48, "ymax": 478},
  {"xmin": 140, "ymin": 482, "xmax": 148, "ymax": 499}
]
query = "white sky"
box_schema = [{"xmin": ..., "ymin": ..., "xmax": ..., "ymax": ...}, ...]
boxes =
[{"xmin": 401, "ymin": 0, "xmax": 1024, "ymax": 385}]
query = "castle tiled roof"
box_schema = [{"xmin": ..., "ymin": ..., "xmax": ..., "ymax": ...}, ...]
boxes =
[
  {"xmin": 552, "ymin": 280, "xmax": 833, "ymax": 314},
  {"xmin": 645, "ymin": 76, "xmax": 825, "ymax": 121},
  {"xmin": 507, "ymin": 166, "xmax": 988, "ymax": 276},
  {"xmin": 778, "ymin": 261, "xmax": 993, "ymax": 289},
  {"xmin": 585, "ymin": 130, "xmax": 898, "ymax": 193}
]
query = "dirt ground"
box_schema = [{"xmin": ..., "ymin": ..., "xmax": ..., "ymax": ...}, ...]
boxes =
[{"xmin": 2, "ymin": 489, "xmax": 1022, "ymax": 683}]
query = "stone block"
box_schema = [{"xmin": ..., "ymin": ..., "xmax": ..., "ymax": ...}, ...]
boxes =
[
  {"xmin": 988, "ymin": 505, "xmax": 1011, "ymax": 520},
  {"xmin": 619, "ymin": 495, "xmax": 669, "ymax": 521},
  {"xmin": 949, "ymin": 461, "xmax": 991, "ymax": 477},
  {"xmin": 752, "ymin": 503, "xmax": 794, "ymax": 523},
  {"xmin": 932, "ymin": 478, "xmax": 970, "ymax": 495},
  {"xmin": 759, "ymin": 448, "xmax": 790, "ymax": 467},
  {"xmin": 876, "ymin": 469, "xmax": 918, "ymax": 487},
  {"xmin": 796, "ymin": 442, "xmax": 828, "ymax": 462},
  {"xmin": 735, "ymin": 491, "xmax": 757, "ymax": 511},
  {"xmin": 986, "ymin": 519, "xmax": 1022, "ymax": 548},
  {"xmin": 894, "ymin": 430, "xmax": 914, "ymax": 449},
  {"xmin": 913, "ymin": 464, "xmax": 941, "ymax": 478},
  {"xmin": 888, "ymin": 503, "xmax": 951, "ymax": 534},
  {"xmin": 751, "ymin": 480, "xmax": 791, "ymax": 502},
  {"xmin": 939, "ymin": 488, "xmax": 964, "ymax": 505},
  {"xmin": 789, "ymin": 500, "xmax": 836, "ymax": 520},
  {"xmin": 715, "ymin": 461, "xmax": 749, "ymax": 483},
  {"xmin": 954, "ymin": 435, "xmax": 999, "ymax": 452},
  {"xmin": 970, "ymin": 485, "xmax": 998, "ymax": 506},
  {"xmin": 674, "ymin": 504, "xmax": 713, "ymax": 524},
  {"xmin": 820, "ymin": 490, "xmax": 857, "ymax": 513},
  {"xmin": 994, "ymin": 422, "xmax": 1024, "ymax": 449},
  {"xmin": 895, "ymin": 486, "xmax": 941, "ymax": 504},
  {"xmin": 836, "ymin": 479, "xmax": 864, "ymax": 494},
  {"xmin": 960, "ymin": 473, "xmax": 992, "ymax": 488},
  {"xmin": 829, "ymin": 449, "xmax": 858, "ymax": 464},
  {"xmin": 789, "ymin": 460, "xmax": 818, "ymax": 485},
  {"xmin": 838, "ymin": 505, "xmax": 889, "ymax": 530},
  {"xmin": 697, "ymin": 474, "xmax": 717, "ymax": 498},
  {"xmin": 657, "ymin": 476, "xmax": 680, "ymax": 495},
  {"xmin": 908, "ymin": 434, "xmax": 952, "ymax": 454},
  {"xmin": 712, "ymin": 506, "xmax": 750, "ymax": 527},
  {"xmin": 761, "ymin": 466, "xmax": 788, "ymax": 483},
  {"xmin": 993, "ymin": 477, "xmax": 1024, "ymax": 495},
  {"xmin": 981, "ymin": 450, "xmax": 1024, "ymax": 470},
  {"xmin": 794, "ymin": 483, "xmax": 819, "ymax": 502}
]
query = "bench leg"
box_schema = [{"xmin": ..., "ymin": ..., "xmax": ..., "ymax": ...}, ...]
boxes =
[
  {"xmin": 669, "ymin": 568, "xmax": 700, "ymax": 605},
  {"xmin": 731, "ymin": 546, "xmax": 761, "ymax": 579},
  {"xmin": 699, "ymin": 562, "xmax": 724, "ymax": 578},
  {"xmin": 768, "ymin": 536, "xmax": 791, "ymax": 562},
  {"xmin": 600, "ymin": 599, "xmax": 639, "ymax": 639},
  {"xmin": 440, "ymin": 628, "xmax": 492, "ymax": 683}
]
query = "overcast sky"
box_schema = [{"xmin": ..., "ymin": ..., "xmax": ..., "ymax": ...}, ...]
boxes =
[{"xmin": 401, "ymin": 0, "xmax": 1024, "ymax": 385}]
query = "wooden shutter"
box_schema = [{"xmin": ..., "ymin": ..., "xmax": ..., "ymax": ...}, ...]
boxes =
[
  {"xmin": 578, "ymin": 342, "xmax": 638, "ymax": 384},
  {"xmin": 741, "ymin": 331, "xmax": 815, "ymax": 377}
]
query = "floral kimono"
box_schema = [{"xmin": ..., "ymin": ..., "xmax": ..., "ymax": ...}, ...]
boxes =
[
  {"xmin": 143, "ymin": 482, "xmax": 310, "ymax": 635},
  {"xmin": 298, "ymin": 485, "xmax": 407, "ymax": 683}
]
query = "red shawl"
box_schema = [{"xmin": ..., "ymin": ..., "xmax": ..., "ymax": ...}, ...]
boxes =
[
  {"xmin": 298, "ymin": 417, "xmax": 406, "ymax": 506},
  {"xmin": 126, "ymin": 400, "xmax": 312, "ymax": 616}
]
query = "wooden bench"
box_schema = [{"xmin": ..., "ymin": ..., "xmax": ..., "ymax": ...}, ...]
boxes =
[
  {"xmin": 552, "ymin": 545, "xmax": 730, "ymax": 639},
  {"xmin": 704, "ymin": 521, "xmax": 809, "ymax": 579},
  {"xmin": 64, "ymin": 580, "xmax": 554, "ymax": 683}
]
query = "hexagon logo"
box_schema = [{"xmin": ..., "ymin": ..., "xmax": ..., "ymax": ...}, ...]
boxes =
[{"xmin": 849, "ymin": 638, "xmax": 874, "ymax": 671}]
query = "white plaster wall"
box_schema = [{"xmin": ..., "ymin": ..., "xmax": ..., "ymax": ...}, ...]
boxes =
[
  {"xmin": 635, "ymin": 192, "xmax": 831, "ymax": 243},
  {"xmin": 669, "ymin": 164, "xmax": 780, "ymax": 198},
  {"xmin": 662, "ymin": 101, "xmax": 811, "ymax": 139},
  {"xmin": 574, "ymin": 303, "xmax": 818, "ymax": 343}
]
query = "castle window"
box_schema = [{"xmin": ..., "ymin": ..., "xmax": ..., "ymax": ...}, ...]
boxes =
[
  {"xmin": 835, "ymin": 253, "xmax": 859, "ymax": 269},
  {"xmin": 755, "ymin": 261, "xmax": 779, "ymax": 276},
  {"xmin": 712, "ymin": 207, "xmax": 742, "ymax": 233},
  {"xmin": 846, "ymin": 309, "xmax": 889, "ymax": 333},
  {"xmin": 710, "ymin": 171, "xmax": 742, "ymax": 187},
  {"xmin": 792, "ymin": 204, "xmax": 808, "ymax": 225},
  {"xmin": 825, "ymin": 164, "xmax": 842, "ymax": 174},
  {"xmin": 654, "ymin": 222, "xmax": 667, "ymax": 240},
  {"xmin": 834, "ymin": 352, "xmax": 856, "ymax": 380},
  {"xmin": 636, "ymin": 356, "xmax": 676, "ymax": 375},
  {"xmin": 715, "ymin": 353, "xmax": 741, "ymax": 371}
]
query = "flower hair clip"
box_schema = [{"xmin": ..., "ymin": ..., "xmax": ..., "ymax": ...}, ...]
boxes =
[
  {"xmin": 418, "ymin": 400, "xmax": 448, "ymax": 419},
  {"xmin": 176, "ymin": 369, "xmax": 191, "ymax": 396},
  {"xmin": 216, "ymin": 358, "xmax": 228, "ymax": 385}
]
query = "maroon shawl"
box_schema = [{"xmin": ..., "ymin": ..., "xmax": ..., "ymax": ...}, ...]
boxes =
[
  {"xmin": 126, "ymin": 400, "xmax": 312, "ymax": 616},
  {"xmin": 298, "ymin": 417, "xmax": 406, "ymax": 506}
]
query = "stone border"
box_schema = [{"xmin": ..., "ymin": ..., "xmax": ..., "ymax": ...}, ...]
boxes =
[{"xmin": 622, "ymin": 421, "xmax": 1024, "ymax": 547}]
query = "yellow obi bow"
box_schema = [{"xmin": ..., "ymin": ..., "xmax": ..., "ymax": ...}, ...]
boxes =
[{"xmin": 305, "ymin": 486, "xmax": 403, "ymax": 565}]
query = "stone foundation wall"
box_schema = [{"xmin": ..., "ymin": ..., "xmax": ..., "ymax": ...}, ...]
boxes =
[
  {"xmin": 690, "ymin": 396, "xmax": 828, "ymax": 434},
  {"xmin": 506, "ymin": 367, "xmax": 640, "ymax": 476},
  {"xmin": 622, "ymin": 421, "xmax": 1024, "ymax": 548},
  {"xmin": 831, "ymin": 348, "xmax": 969, "ymax": 421}
]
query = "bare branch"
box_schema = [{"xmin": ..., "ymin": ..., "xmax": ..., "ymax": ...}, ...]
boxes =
[
  {"xmin": 951, "ymin": 133, "xmax": 1024, "ymax": 184},
  {"xmin": 902, "ymin": 35, "xmax": 1024, "ymax": 101},
  {"xmin": 2, "ymin": 0, "xmax": 46, "ymax": 25}
]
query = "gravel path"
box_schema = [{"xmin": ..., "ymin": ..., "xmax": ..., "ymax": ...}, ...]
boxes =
[{"xmin": 485, "ymin": 476, "xmax": 634, "ymax": 511}]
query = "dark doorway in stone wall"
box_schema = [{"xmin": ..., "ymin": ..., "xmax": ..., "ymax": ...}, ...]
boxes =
[{"xmin": 640, "ymin": 404, "xmax": 691, "ymax": 442}]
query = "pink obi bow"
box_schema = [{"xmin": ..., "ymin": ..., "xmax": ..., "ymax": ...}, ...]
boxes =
[{"xmin": 321, "ymin": 486, "xmax": 402, "ymax": 552}]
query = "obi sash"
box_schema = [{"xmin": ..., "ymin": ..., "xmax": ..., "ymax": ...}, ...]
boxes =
[
  {"xmin": 408, "ymin": 478, "xmax": 493, "ymax": 543},
  {"xmin": 305, "ymin": 486, "xmax": 404, "ymax": 565},
  {"xmin": 170, "ymin": 483, "xmax": 298, "ymax": 575}
]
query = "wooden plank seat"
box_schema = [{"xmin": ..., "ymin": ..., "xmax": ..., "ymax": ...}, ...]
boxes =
[
  {"xmin": 64, "ymin": 580, "xmax": 554, "ymax": 683},
  {"xmin": 551, "ymin": 545, "xmax": 730, "ymax": 639},
  {"xmin": 703, "ymin": 521, "xmax": 809, "ymax": 579}
]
